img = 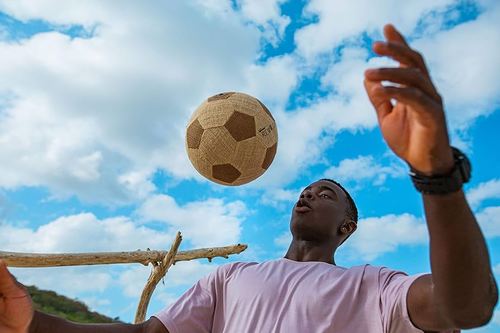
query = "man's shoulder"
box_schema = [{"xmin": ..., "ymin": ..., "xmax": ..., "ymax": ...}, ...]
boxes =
[
  {"xmin": 212, "ymin": 260, "xmax": 259, "ymax": 277},
  {"xmin": 342, "ymin": 264, "xmax": 412, "ymax": 283}
]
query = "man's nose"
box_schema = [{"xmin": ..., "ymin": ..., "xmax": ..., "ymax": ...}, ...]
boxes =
[{"xmin": 300, "ymin": 189, "xmax": 314, "ymax": 199}]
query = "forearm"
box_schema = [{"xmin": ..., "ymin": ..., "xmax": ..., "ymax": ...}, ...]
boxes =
[
  {"xmin": 29, "ymin": 311, "xmax": 146, "ymax": 333},
  {"xmin": 424, "ymin": 189, "xmax": 498, "ymax": 325}
]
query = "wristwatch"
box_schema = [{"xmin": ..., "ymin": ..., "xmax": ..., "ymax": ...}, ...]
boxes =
[{"xmin": 409, "ymin": 146, "xmax": 471, "ymax": 195}]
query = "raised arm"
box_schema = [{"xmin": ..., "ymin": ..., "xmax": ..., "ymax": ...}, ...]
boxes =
[
  {"xmin": 364, "ymin": 24, "xmax": 498, "ymax": 331},
  {"xmin": 0, "ymin": 260, "xmax": 168, "ymax": 333}
]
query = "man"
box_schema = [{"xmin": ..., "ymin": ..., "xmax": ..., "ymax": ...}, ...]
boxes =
[{"xmin": 0, "ymin": 24, "xmax": 497, "ymax": 333}]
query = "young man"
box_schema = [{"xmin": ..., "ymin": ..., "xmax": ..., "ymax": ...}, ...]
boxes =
[{"xmin": 0, "ymin": 24, "xmax": 497, "ymax": 333}]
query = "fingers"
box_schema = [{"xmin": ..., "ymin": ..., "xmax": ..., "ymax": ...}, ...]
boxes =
[
  {"xmin": 374, "ymin": 86, "xmax": 440, "ymax": 114},
  {"xmin": 373, "ymin": 41, "xmax": 428, "ymax": 74},
  {"xmin": 383, "ymin": 24, "xmax": 409, "ymax": 46},
  {"xmin": 368, "ymin": 24, "xmax": 439, "ymax": 113},
  {"xmin": 365, "ymin": 67, "xmax": 440, "ymax": 101},
  {"xmin": 363, "ymin": 79, "xmax": 392, "ymax": 123}
]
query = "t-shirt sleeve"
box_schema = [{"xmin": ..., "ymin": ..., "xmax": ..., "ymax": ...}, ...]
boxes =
[
  {"xmin": 152, "ymin": 266, "xmax": 223, "ymax": 333},
  {"xmin": 378, "ymin": 267, "xmax": 460, "ymax": 333}
]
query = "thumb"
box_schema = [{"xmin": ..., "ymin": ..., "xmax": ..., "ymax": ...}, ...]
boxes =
[{"xmin": 0, "ymin": 260, "xmax": 25, "ymax": 297}]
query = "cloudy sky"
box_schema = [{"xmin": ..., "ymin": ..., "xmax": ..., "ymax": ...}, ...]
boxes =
[{"xmin": 0, "ymin": 0, "xmax": 499, "ymax": 330}]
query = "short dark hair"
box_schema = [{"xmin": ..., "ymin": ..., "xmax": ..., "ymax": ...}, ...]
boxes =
[{"xmin": 320, "ymin": 178, "xmax": 358, "ymax": 223}]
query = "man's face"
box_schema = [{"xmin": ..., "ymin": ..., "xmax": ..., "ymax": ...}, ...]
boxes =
[{"xmin": 290, "ymin": 180, "xmax": 348, "ymax": 242}]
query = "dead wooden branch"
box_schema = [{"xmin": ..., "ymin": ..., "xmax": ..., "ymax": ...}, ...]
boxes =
[
  {"xmin": 134, "ymin": 231, "xmax": 182, "ymax": 324},
  {"xmin": 0, "ymin": 244, "xmax": 247, "ymax": 267},
  {"xmin": 0, "ymin": 234, "xmax": 248, "ymax": 322}
]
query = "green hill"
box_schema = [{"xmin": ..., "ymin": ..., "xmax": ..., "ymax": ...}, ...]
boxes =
[{"xmin": 27, "ymin": 286, "xmax": 123, "ymax": 323}]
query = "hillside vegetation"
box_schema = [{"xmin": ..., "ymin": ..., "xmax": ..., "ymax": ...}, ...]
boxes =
[{"xmin": 28, "ymin": 286, "xmax": 122, "ymax": 323}]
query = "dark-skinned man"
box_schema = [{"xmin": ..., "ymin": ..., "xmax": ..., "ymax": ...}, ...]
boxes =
[{"xmin": 0, "ymin": 24, "xmax": 497, "ymax": 333}]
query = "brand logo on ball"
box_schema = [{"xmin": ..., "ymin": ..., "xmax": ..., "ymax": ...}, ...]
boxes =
[{"xmin": 258, "ymin": 124, "xmax": 274, "ymax": 137}]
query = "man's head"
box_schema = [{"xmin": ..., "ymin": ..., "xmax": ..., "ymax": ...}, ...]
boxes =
[{"xmin": 290, "ymin": 179, "xmax": 358, "ymax": 249}]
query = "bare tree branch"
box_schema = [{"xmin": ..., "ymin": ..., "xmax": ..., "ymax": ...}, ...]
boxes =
[
  {"xmin": 0, "ymin": 244, "xmax": 247, "ymax": 267},
  {"xmin": 135, "ymin": 231, "xmax": 182, "ymax": 324}
]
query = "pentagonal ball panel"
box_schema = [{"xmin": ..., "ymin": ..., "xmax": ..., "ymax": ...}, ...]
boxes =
[
  {"xmin": 261, "ymin": 143, "xmax": 277, "ymax": 170},
  {"xmin": 186, "ymin": 119, "xmax": 204, "ymax": 149},
  {"xmin": 212, "ymin": 164, "xmax": 241, "ymax": 184},
  {"xmin": 225, "ymin": 111, "xmax": 256, "ymax": 142}
]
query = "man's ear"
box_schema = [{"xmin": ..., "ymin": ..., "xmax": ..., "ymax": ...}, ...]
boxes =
[{"xmin": 340, "ymin": 220, "xmax": 357, "ymax": 235}]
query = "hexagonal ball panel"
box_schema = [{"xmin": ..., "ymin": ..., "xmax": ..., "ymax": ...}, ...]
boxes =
[
  {"xmin": 225, "ymin": 111, "xmax": 256, "ymax": 142},
  {"xmin": 212, "ymin": 163, "xmax": 241, "ymax": 184},
  {"xmin": 186, "ymin": 119, "xmax": 204, "ymax": 149}
]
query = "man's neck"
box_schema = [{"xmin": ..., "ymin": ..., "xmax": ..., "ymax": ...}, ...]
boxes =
[{"xmin": 284, "ymin": 240, "xmax": 336, "ymax": 264}]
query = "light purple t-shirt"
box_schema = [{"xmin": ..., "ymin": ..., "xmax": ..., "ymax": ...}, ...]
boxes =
[{"xmin": 154, "ymin": 258, "xmax": 459, "ymax": 333}]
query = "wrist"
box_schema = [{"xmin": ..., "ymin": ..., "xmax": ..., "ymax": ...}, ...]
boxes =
[
  {"xmin": 409, "ymin": 146, "xmax": 471, "ymax": 195},
  {"xmin": 409, "ymin": 147, "xmax": 455, "ymax": 176}
]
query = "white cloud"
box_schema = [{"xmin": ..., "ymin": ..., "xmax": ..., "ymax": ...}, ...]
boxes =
[
  {"xmin": 246, "ymin": 47, "xmax": 391, "ymax": 189},
  {"xmin": 0, "ymin": 25, "xmax": 7, "ymax": 41},
  {"xmin": 344, "ymin": 213, "xmax": 428, "ymax": 261},
  {"xmin": 1, "ymin": 204, "xmax": 239, "ymax": 317},
  {"xmin": 12, "ymin": 266, "xmax": 113, "ymax": 297},
  {"xmin": 493, "ymin": 310, "xmax": 500, "ymax": 327},
  {"xmin": 0, "ymin": 0, "xmax": 105, "ymax": 27},
  {"xmin": 138, "ymin": 194, "xmax": 246, "ymax": 248},
  {"xmin": 467, "ymin": 179, "xmax": 500, "ymax": 210},
  {"xmin": 0, "ymin": 1, "xmax": 260, "ymax": 203},
  {"xmin": 0, "ymin": 212, "xmax": 173, "ymax": 253},
  {"xmin": 272, "ymin": 212, "xmax": 428, "ymax": 261},
  {"xmin": 193, "ymin": 0, "xmax": 234, "ymax": 18},
  {"xmin": 494, "ymin": 263, "xmax": 500, "ymax": 276},
  {"xmin": 265, "ymin": 2, "xmax": 500, "ymax": 190},
  {"xmin": 260, "ymin": 187, "xmax": 300, "ymax": 209},
  {"xmin": 339, "ymin": 203, "xmax": 500, "ymax": 262},
  {"xmin": 247, "ymin": 104, "xmax": 336, "ymax": 187},
  {"xmin": 81, "ymin": 296, "xmax": 112, "ymax": 313},
  {"xmin": 335, "ymin": 204, "xmax": 500, "ymax": 262},
  {"xmin": 264, "ymin": 3, "xmax": 500, "ymax": 189},
  {"xmin": 274, "ymin": 230, "xmax": 292, "ymax": 248},
  {"xmin": 295, "ymin": 0, "xmax": 455, "ymax": 60},
  {"xmin": 413, "ymin": 3, "xmax": 500, "ymax": 128},
  {"xmin": 118, "ymin": 265, "xmax": 153, "ymax": 298},
  {"xmin": 323, "ymin": 155, "xmax": 405, "ymax": 188},
  {"xmin": 476, "ymin": 206, "xmax": 500, "ymax": 238},
  {"xmin": 1, "ymin": 1, "xmax": 497, "ymax": 198},
  {"xmin": 238, "ymin": 0, "xmax": 290, "ymax": 45},
  {"xmin": 245, "ymin": 55, "xmax": 299, "ymax": 108},
  {"xmin": 119, "ymin": 260, "xmax": 217, "ymax": 298}
]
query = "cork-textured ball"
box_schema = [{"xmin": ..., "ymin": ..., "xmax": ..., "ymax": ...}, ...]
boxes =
[{"xmin": 186, "ymin": 92, "xmax": 278, "ymax": 186}]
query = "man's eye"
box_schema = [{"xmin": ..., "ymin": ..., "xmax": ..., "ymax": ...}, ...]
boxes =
[{"xmin": 320, "ymin": 193, "xmax": 330, "ymax": 199}]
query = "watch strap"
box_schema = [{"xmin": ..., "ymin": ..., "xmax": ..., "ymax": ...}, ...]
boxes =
[{"xmin": 409, "ymin": 147, "xmax": 471, "ymax": 195}]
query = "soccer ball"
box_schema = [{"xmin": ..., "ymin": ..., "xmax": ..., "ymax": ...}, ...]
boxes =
[{"xmin": 186, "ymin": 92, "xmax": 278, "ymax": 186}]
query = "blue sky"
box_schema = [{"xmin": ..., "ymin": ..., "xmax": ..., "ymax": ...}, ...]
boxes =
[{"xmin": 0, "ymin": 0, "xmax": 499, "ymax": 331}]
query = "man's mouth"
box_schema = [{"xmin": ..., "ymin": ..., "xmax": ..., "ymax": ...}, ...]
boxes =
[
  {"xmin": 295, "ymin": 198, "xmax": 312, "ymax": 213},
  {"xmin": 295, "ymin": 205, "xmax": 312, "ymax": 213},
  {"xmin": 297, "ymin": 198, "xmax": 312, "ymax": 208}
]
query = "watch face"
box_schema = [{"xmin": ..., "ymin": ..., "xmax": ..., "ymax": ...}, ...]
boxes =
[
  {"xmin": 460, "ymin": 155, "xmax": 472, "ymax": 183},
  {"xmin": 452, "ymin": 147, "xmax": 471, "ymax": 183}
]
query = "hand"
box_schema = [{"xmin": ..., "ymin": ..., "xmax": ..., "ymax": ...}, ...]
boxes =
[
  {"xmin": 0, "ymin": 260, "xmax": 34, "ymax": 333},
  {"xmin": 364, "ymin": 24, "xmax": 454, "ymax": 175}
]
